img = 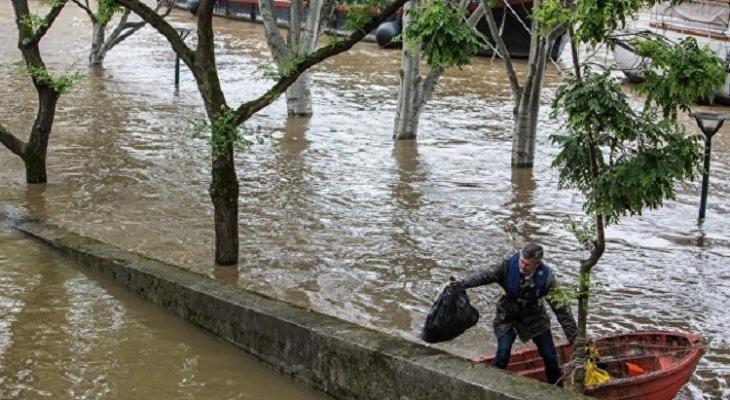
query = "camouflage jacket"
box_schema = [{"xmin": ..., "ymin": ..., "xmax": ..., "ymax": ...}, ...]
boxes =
[{"xmin": 462, "ymin": 258, "xmax": 578, "ymax": 343}]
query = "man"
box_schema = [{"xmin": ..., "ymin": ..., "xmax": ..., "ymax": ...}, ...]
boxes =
[{"xmin": 460, "ymin": 243, "xmax": 577, "ymax": 384}]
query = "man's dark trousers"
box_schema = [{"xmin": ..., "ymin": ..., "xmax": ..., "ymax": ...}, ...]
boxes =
[{"xmin": 492, "ymin": 328, "xmax": 562, "ymax": 384}]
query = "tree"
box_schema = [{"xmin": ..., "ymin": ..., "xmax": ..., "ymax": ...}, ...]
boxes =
[
  {"xmin": 258, "ymin": 0, "xmax": 326, "ymax": 116},
  {"xmin": 394, "ymin": 0, "xmax": 483, "ymax": 139},
  {"xmin": 71, "ymin": 0, "xmax": 173, "ymax": 65},
  {"xmin": 0, "ymin": 0, "xmax": 76, "ymax": 184},
  {"xmin": 546, "ymin": 0, "xmax": 725, "ymax": 390},
  {"xmin": 114, "ymin": 0, "xmax": 411, "ymax": 264},
  {"xmin": 481, "ymin": 0, "xmax": 566, "ymax": 167}
]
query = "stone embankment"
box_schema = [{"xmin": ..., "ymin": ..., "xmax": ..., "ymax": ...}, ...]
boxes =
[{"xmin": 6, "ymin": 213, "xmax": 588, "ymax": 400}]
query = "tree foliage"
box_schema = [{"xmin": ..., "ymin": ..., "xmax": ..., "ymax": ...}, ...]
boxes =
[
  {"xmin": 633, "ymin": 36, "xmax": 726, "ymax": 118},
  {"xmin": 551, "ymin": 71, "xmax": 704, "ymax": 223},
  {"xmin": 544, "ymin": 2, "xmax": 724, "ymax": 388},
  {"xmin": 551, "ymin": 30, "xmax": 723, "ymax": 224},
  {"xmin": 191, "ymin": 108, "xmax": 269, "ymax": 158},
  {"xmin": 97, "ymin": 0, "xmax": 123, "ymax": 24},
  {"xmin": 26, "ymin": 65, "xmax": 83, "ymax": 94},
  {"xmin": 344, "ymin": 0, "xmax": 387, "ymax": 31},
  {"xmin": 398, "ymin": 0, "xmax": 483, "ymax": 68}
]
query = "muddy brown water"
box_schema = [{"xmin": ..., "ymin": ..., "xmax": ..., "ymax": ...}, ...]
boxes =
[
  {"xmin": 1, "ymin": 2, "xmax": 728, "ymax": 399},
  {"xmin": 0, "ymin": 224, "xmax": 330, "ymax": 400}
]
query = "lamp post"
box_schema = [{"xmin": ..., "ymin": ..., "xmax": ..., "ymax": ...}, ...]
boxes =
[
  {"xmin": 690, "ymin": 112, "xmax": 728, "ymax": 221},
  {"xmin": 174, "ymin": 28, "xmax": 192, "ymax": 88}
]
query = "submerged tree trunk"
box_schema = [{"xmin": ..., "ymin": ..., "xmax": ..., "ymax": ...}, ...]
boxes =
[
  {"xmin": 117, "ymin": 0, "xmax": 410, "ymax": 266},
  {"xmin": 23, "ymin": 87, "xmax": 59, "ymax": 183},
  {"xmin": 394, "ymin": 0, "xmax": 422, "ymax": 140},
  {"xmin": 511, "ymin": 36, "xmax": 551, "ymax": 167},
  {"xmin": 189, "ymin": 0, "xmax": 242, "ymax": 265},
  {"xmin": 259, "ymin": 0, "xmax": 324, "ymax": 116},
  {"xmin": 393, "ymin": 0, "xmax": 478, "ymax": 140},
  {"xmin": 210, "ymin": 150, "xmax": 239, "ymax": 265},
  {"xmin": 90, "ymin": 21, "xmax": 107, "ymax": 65},
  {"xmin": 482, "ymin": 0, "xmax": 559, "ymax": 168},
  {"xmin": 73, "ymin": 2, "xmax": 172, "ymax": 67},
  {"xmin": 285, "ymin": 72, "xmax": 312, "ymax": 116},
  {"xmin": 2, "ymin": 0, "xmax": 66, "ymax": 184}
]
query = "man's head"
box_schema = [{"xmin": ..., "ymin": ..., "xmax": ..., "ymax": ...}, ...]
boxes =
[{"xmin": 519, "ymin": 243, "xmax": 543, "ymax": 275}]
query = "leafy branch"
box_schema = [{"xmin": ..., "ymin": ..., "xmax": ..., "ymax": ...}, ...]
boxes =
[
  {"xmin": 548, "ymin": 274, "xmax": 603, "ymax": 308},
  {"xmin": 191, "ymin": 108, "xmax": 270, "ymax": 157},
  {"xmin": 397, "ymin": 0, "xmax": 484, "ymax": 68},
  {"xmin": 26, "ymin": 65, "xmax": 84, "ymax": 94}
]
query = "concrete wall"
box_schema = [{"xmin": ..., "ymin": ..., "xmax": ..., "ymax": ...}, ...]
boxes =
[{"xmin": 11, "ymin": 217, "xmax": 589, "ymax": 400}]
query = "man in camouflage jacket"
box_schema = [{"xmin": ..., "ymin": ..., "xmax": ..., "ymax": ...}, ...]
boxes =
[{"xmin": 461, "ymin": 243, "xmax": 577, "ymax": 384}]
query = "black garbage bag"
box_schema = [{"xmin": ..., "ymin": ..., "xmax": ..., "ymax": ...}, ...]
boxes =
[{"xmin": 420, "ymin": 279, "xmax": 479, "ymax": 343}]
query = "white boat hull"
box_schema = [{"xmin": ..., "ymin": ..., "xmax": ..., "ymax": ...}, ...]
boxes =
[{"xmin": 613, "ymin": 1, "xmax": 730, "ymax": 104}]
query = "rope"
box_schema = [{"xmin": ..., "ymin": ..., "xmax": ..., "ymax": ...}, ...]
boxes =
[{"xmin": 503, "ymin": 1, "xmax": 532, "ymax": 34}]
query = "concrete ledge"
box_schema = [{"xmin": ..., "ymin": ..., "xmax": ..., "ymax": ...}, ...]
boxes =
[{"xmin": 10, "ymin": 216, "xmax": 589, "ymax": 400}]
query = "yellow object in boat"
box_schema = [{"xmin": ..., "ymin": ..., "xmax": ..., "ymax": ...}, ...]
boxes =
[
  {"xmin": 585, "ymin": 360, "xmax": 611, "ymax": 386},
  {"xmin": 584, "ymin": 341, "xmax": 610, "ymax": 386}
]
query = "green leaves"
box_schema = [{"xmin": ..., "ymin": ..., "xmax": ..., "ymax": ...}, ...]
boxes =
[
  {"xmin": 21, "ymin": 14, "xmax": 49, "ymax": 33},
  {"xmin": 191, "ymin": 107, "xmax": 270, "ymax": 157},
  {"xmin": 26, "ymin": 65, "xmax": 84, "ymax": 94},
  {"xmin": 399, "ymin": 0, "xmax": 483, "ymax": 68},
  {"xmin": 573, "ymin": 0, "xmax": 661, "ymax": 46},
  {"xmin": 548, "ymin": 273, "xmax": 602, "ymax": 306},
  {"xmin": 255, "ymin": 55, "xmax": 305, "ymax": 81},
  {"xmin": 633, "ymin": 36, "xmax": 726, "ymax": 119},
  {"xmin": 533, "ymin": 0, "xmax": 573, "ymax": 35},
  {"xmin": 97, "ymin": 0, "xmax": 122, "ymax": 24},
  {"xmin": 40, "ymin": 0, "xmax": 66, "ymax": 6},
  {"xmin": 551, "ymin": 71, "xmax": 703, "ymax": 224},
  {"xmin": 344, "ymin": 0, "xmax": 387, "ymax": 32}
]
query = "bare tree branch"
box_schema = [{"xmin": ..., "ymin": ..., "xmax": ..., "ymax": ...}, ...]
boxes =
[
  {"xmin": 113, "ymin": 0, "xmax": 195, "ymax": 66},
  {"xmin": 0, "ymin": 123, "xmax": 26, "ymax": 158},
  {"xmin": 289, "ymin": 0, "xmax": 302, "ymax": 49},
  {"xmin": 153, "ymin": 0, "xmax": 174, "ymax": 17},
  {"xmin": 71, "ymin": 0, "xmax": 96, "ymax": 21},
  {"xmin": 233, "ymin": 0, "xmax": 410, "ymax": 125},
  {"xmin": 194, "ymin": 0, "xmax": 218, "ymax": 64},
  {"xmin": 103, "ymin": 1, "xmax": 172, "ymax": 56},
  {"xmin": 503, "ymin": 0, "xmax": 531, "ymax": 34},
  {"xmin": 466, "ymin": 1, "xmax": 484, "ymax": 26},
  {"xmin": 481, "ymin": 0, "xmax": 521, "ymax": 102},
  {"xmin": 107, "ymin": 23, "xmax": 145, "ymax": 49},
  {"xmin": 419, "ymin": 66, "xmax": 445, "ymax": 108},
  {"xmin": 104, "ymin": 10, "xmax": 139, "ymax": 51},
  {"xmin": 302, "ymin": 0, "xmax": 324, "ymax": 50}
]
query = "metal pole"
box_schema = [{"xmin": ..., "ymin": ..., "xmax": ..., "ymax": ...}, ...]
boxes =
[
  {"xmin": 175, "ymin": 54, "xmax": 181, "ymax": 87},
  {"xmin": 699, "ymin": 135, "xmax": 713, "ymax": 221}
]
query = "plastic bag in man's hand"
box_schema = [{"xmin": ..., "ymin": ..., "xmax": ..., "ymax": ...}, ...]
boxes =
[{"xmin": 420, "ymin": 280, "xmax": 479, "ymax": 343}]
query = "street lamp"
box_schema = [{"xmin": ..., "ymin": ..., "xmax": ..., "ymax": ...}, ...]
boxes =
[
  {"xmin": 690, "ymin": 112, "xmax": 728, "ymax": 221},
  {"xmin": 174, "ymin": 27, "xmax": 192, "ymax": 88}
]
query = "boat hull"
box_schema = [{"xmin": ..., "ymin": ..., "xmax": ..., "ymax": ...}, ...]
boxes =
[
  {"xmin": 471, "ymin": 1, "xmax": 566, "ymax": 60},
  {"xmin": 613, "ymin": 8, "xmax": 730, "ymax": 105},
  {"xmin": 476, "ymin": 331, "xmax": 703, "ymax": 400},
  {"xmin": 181, "ymin": 0, "xmax": 565, "ymax": 60}
]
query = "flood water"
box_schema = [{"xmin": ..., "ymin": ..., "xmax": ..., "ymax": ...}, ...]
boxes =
[
  {"xmin": 0, "ymin": 224, "xmax": 330, "ymax": 399},
  {"xmin": 0, "ymin": 2, "xmax": 728, "ymax": 399}
]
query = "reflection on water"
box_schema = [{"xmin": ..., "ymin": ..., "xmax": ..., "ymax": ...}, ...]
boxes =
[
  {"xmin": 0, "ymin": 2, "xmax": 728, "ymax": 399},
  {"xmin": 0, "ymin": 226, "xmax": 329, "ymax": 400}
]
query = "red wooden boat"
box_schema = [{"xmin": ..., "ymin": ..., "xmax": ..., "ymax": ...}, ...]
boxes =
[{"xmin": 475, "ymin": 331, "xmax": 703, "ymax": 400}]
